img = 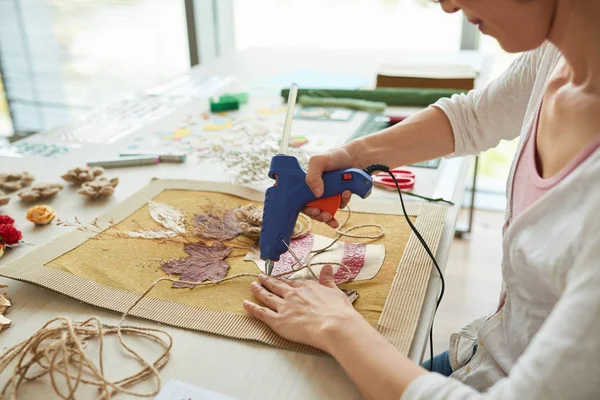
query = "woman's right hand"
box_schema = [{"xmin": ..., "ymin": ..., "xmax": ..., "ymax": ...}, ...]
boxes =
[{"xmin": 303, "ymin": 147, "xmax": 356, "ymax": 229}]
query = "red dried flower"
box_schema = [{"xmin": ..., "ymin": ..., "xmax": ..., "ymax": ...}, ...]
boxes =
[
  {"xmin": 0, "ymin": 224, "xmax": 22, "ymax": 245},
  {"xmin": 0, "ymin": 215, "xmax": 14, "ymax": 225}
]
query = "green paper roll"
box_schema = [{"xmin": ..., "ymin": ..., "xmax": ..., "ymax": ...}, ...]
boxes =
[
  {"xmin": 281, "ymin": 87, "xmax": 466, "ymax": 107},
  {"xmin": 297, "ymin": 95, "xmax": 387, "ymax": 112}
]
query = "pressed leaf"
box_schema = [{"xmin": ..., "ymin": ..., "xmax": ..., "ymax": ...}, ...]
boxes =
[
  {"xmin": 161, "ymin": 242, "xmax": 232, "ymax": 288},
  {"xmin": 193, "ymin": 209, "xmax": 242, "ymax": 240},
  {"xmin": 124, "ymin": 229, "xmax": 178, "ymax": 239},
  {"xmin": 148, "ymin": 201, "xmax": 185, "ymax": 234}
]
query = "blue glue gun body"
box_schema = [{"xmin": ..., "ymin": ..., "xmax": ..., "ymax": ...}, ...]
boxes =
[{"xmin": 259, "ymin": 154, "xmax": 373, "ymax": 263}]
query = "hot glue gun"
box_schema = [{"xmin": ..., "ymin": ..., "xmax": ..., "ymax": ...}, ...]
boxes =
[
  {"xmin": 259, "ymin": 154, "xmax": 373, "ymax": 275},
  {"xmin": 258, "ymin": 83, "xmax": 374, "ymax": 275}
]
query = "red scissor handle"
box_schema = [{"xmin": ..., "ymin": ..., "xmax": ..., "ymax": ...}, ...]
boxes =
[{"xmin": 373, "ymin": 169, "xmax": 415, "ymax": 190}]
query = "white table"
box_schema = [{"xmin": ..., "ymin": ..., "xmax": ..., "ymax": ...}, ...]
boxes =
[{"xmin": 0, "ymin": 48, "xmax": 482, "ymax": 399}]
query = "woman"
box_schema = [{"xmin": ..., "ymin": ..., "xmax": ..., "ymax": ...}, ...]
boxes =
[{"xmin": 243, "ymin": 0, "xmax": 600, "ymax": 398}]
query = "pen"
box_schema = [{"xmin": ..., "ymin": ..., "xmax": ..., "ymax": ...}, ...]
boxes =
[
  {"xmin": 119, "ymin": 151, "xmax": 187, "ymax": 163},
  {"xmin": 87, "ymin": 156, "xmax": 159, "ymax": 168}
]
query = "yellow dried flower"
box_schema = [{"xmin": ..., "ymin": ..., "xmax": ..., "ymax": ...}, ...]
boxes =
[{"xmin": 26, "ymin": 205, "xmax": 57, "ymax": 225}]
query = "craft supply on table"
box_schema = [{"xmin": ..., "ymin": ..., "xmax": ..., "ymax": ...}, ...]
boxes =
[
  {"xmin": 209, "ymin": 92, "xmax": 249, "ymax": 112},
  {"xmin": 0, "ymin": 285, "xmax": 10, "ymax": 330},
  {"xmin": 0, "ymin": 316, "xmax": 171, "ymax": 399},
  {"xmin": 259, "ymin": 83, "xmax": 377, "ymax": 276},
  {"xmin": 37, "ymin": 74, "xmax": 235, "ymax": 145},
  {"xmin": 0, "ymin": 220, "xmax": 22, "ymax": 246},
  {"xmin": 376, "ymin": 63, "xmax": 477, "ymax": 90},
  {"xmin": 119, "ymin": 151, "xmax": 187, "ymax": 163},
  {"xmin": 155, "ymin": 380, "xmax": 238, "ymax": 400},
  {"xmin": 290, "ymin": 136, "xmax": 309, "ymax": 148},
  {"xmin": 87, "ymin": 156, "xmax": 159, "ymax": 168},
  {"xmin": 281, "ymin": 87, "xmax": 466, "ymax": 107},
  {"xmin": 297, "ymin": 95, "xmax": 387, "ymax": 112},
  {"xmin": 17, "ymin": 183, "xmax": 63, "ymax": 202},
  {"xmin": 0, "ymin": 191, "xmax": 9, "ymax": 206},
  {"xmin": 0, "ymin": 179, "xmax": 448, "ymax": 356},
  {"xmin": 26, "ymin": 205, "xmax": 57, "ymax": 225},
  {"xmin": 0, "ymin": 172, "xmax": 35, "ymax": 191},
  {"xmin": 62, "ymin": 166, "xmax": 105, "ymax": 184},
  {"xmin": 348, "ymin": 114, "xmax": 441, "ymax": 169},
  {"xmin": 374, "ymin": 169, "xmax": 415, "ymax": 191},
  {"xmin": 293, "ymin": 106, "xmax": 355, "ymax": 121},
  {"xmin": 77, "ymin": 177, "xmax": 119, "ymax": 199},
  {"xmin": 0, "ymin": 141, "xmax": 81, "ymax": 158}
]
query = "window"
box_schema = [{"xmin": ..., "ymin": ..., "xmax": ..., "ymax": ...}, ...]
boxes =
[
  {"xmin": 0, "ymin": 0, "xmax": 190, "ymax": 134},
  {"xmin": 232, "ymin": 0, "xmax": 464, "ymax": 52},
  {"xmin": 0, "ymin": 77, "xmax": 12, "ymax": 137}
]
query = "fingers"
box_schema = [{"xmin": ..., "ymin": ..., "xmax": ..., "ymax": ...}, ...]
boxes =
[
  {"xmin": 251, "ymin": 281, "xmax": 284, "ymax": 311},
  {"xmin": 340, "ymin": 190, "xmax": 352, "ymax": 209},
  {"xmin": 306, "ymin": 155, "xmax": 327, "ymax": 198},
  {"xmin": 325, "ymin": 219, "xmax": 340, "ymax": 229},
  {"xmin": 302, "ymin": 206, "xmax": 321, "ymax": 218},
  {"xmin": 243, "ymin": 300, "xmax": 279, "ymax": 325},
  {"xmin": 302, "ymin": 208, "xmax": 340, "ymax": 228},
  {"xmin": 258, "ymin": 274, "xmax": 292, "ymax": 298},
  {"xmin": 319, "ymin": 264, "xmax": 338, "ymax": 289}
]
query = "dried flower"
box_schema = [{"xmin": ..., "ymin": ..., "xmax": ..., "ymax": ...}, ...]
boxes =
[
  {"xmin": 0, "ymin": 191, "xmax": 9, "ymax": 207},
  {"xmin": 77, "ymin": 177, "xmax": 119, "ymax": 199},
  {"xmin": 26, "ymin": 205, "xmax": 57, "ymax": 225},
  {"xmin": 18, "ymin": 183, "xmax": 63, "ymax": 202},
  {"xmin": 61, "ymin": 166, "xmax": 104, "ymax": 185},
  {"xmin": 0, "ymin": 172, "xmax": 35, "ymax": 191},
  {"xmin": 0, "ymin": 215, "xmax": 14, "ymax": 225},
  {"xmin": 0, "ymin": 225, "xmax": 22, "ymax": 245}
]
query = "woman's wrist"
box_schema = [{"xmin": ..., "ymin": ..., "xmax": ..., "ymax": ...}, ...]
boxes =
[
  {"xmin": 343, "ymin": 138, "xmax": 370, "ymax": 169},
  {"xmin": 319, "ymin": 309, "xmax": 374, "ymax": 355}
]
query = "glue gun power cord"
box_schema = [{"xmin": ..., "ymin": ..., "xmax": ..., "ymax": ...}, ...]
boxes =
[{"xmin": 363, "ymin": 164, "xmax": 446, "ymax": 372}]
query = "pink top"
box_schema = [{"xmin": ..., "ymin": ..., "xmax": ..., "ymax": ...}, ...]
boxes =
[{"xmin": 511, "ymin": 102, "xmax": 600, "ymax": 220}]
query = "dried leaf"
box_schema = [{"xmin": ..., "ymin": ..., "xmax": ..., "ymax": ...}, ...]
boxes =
[
  {"xmin": 0, "ymin": 314, "xmax": 11, "ymax": 329},
  {"xmin": 193, "ymin": 209, "xmax": 242, "ymax": 240},
  {"xmin": 124, "ymin": 229, "xmax": 178, "ymax": 239},
  {"xmin": 0, "ymin": 293, "xmax": 10, "ymax": 314},
  {"xmin": 161, "ymin": 242, "xmax": 231, "ymax": 288},
  {"xmin": 149, "ymin": 202, "xmax": 185, "ymax": 234},
  {"xmin": 0, "ymin": 291, "xmax": 10, "ymax": 331}
]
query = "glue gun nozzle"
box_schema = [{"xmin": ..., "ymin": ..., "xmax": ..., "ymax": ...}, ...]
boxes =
[{"xmin": 265, "ymin": 259, "xmax": 275, "ymax": 276}]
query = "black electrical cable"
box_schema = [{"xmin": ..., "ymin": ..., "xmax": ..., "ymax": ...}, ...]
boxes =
[{"xmin": 363, "ymin": 164, "xmax": 446, "ymax": 372}]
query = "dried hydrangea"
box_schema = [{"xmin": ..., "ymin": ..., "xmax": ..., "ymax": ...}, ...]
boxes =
[
  {"xmin": 212, "ymin": 141, "xmax": 309, "ymax": 185},
  {"xmin": 0, "ymin": 172, "xmax": 35, "ymax": 191},
  {"xmin": 18, "ymin": 183, "xmax": 63, "ymax": 202},
  {"xmin": 77, "ymin": 177, "xmax": 119, "ymax": 199},
  {"xmin": 61, "ymin": 166, "xmax": 104, "ymax": 185}
]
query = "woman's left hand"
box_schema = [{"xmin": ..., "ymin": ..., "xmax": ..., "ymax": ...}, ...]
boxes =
[{"xmin": 243, "ymin": 265, "xmax": 363, "ymax": 353}]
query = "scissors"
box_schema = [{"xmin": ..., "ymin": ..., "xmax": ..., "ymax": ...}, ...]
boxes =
[{"xmin": 373, "ymin": 168, "xmax": 415, "ymax": 191}]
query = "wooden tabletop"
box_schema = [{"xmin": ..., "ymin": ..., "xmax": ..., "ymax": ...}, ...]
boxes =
[{"xmin": 0, "ymin": 48, "xmax": 482, "ymax": 399}]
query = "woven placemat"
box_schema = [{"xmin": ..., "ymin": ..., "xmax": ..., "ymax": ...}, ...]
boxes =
[{"xmin": 0, "ymin": 179, "xmax": 447, "ymax": 354}]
